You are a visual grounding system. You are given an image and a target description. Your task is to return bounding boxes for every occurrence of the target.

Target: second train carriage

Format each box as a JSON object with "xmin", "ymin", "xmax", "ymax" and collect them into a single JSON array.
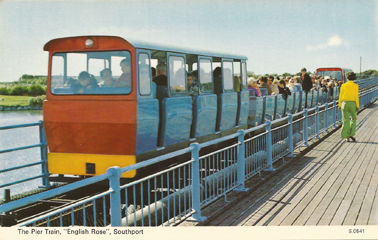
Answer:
[{"xmin": 316, "ymin": 67, "xmax": 352, "ymax": 83}]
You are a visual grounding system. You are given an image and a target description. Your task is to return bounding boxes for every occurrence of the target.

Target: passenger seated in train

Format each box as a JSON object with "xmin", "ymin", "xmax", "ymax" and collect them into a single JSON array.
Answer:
[
  {"xmin": 293, "ymin": 76, "xmax": 303, "ymax": 92},
  {"xmin": 64, "ymin": 77, "xmax": 80, "ymax": 89},
  {"xmin": 257, "ymin": 76, "xmax": 272, "ymax": 95},
  {"xmin": 278, "ymin": 79, "xmax": 291, "ymax": 100},
  {"xmin": 151, "ymin": 67, "xmax": 156, "ymax": 78},
  {"xmin": 284, "ymin": 76, "xmax": 290, "ymax": 87},
  {"xmin": 271, "ymin": 79, "xmax": 280, "ymax": 95},
  {"xmin": 153, "ymin": 63, "xmax": 168, "ymax": 86},
  {"xmin": 213, "ymin": 67, "xmax": 222, "ymax": 94},
  {"xmin": 98, "ymin": 68, "xmax": 115, "ymax": 88},
  {"xmin": 267, "ymin": 76, "xmax": 274, "ymax": 88},
  {"xmin": 191, "ymin": 70, "xmax": 198, "ymax": 81},
  {"xmin": 115, "ymin": 58, "xmax": 131, "ymax": 88},
  {"xmin": 288, "ymin": 78, "xmax": 297, "ymax": 92},
  {"xmin": 187, "ymin": 73, "xmax": 198, "ymax": 96},
  {"xmin": 234, "ymin": 76, "xmax": 241, "ymax": 92},
  {"xmin": 248, "ymin": 77, "xmax": 261, "ymax": 97},
  {"xmin": 328, "ymin": 81, "xmax": 335, "ymax": 98},
  {"xmin": 320, "ymin": 78, "xmax": 328, "ymax": 93},
  {"xmin": 73, "ymin": 71, "xmax": 99, "ymax": 93}
]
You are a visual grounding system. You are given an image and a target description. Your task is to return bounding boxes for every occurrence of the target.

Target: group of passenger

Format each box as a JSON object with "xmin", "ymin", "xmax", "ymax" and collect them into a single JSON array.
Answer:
[
  {"xmin": 151, "ymin": 62, "xmax": 199, "ymax": 97},
  {"xmin": 247, "ymin": 67, "xmax": 343, "ymax": 104},
  {"xmin": 67, "ymin": 58, "xmax": 131, "ymax": 93}
]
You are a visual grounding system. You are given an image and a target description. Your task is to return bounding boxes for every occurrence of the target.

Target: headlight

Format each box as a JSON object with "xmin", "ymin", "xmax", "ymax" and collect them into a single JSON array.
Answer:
[{"xmin": 85, "ymin": 39, "xmax": 94, "ymax": 48}]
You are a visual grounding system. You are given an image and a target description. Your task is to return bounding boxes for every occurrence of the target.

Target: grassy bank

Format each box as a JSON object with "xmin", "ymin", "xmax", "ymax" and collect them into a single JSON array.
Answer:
[{"xmin": 0, "ymin": 95, "xmax": 33, "ymax": 106}]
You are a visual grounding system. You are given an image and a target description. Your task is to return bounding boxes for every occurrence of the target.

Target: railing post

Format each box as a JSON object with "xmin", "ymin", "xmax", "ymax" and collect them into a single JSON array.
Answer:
[
  {"xmin": 315, "ymin": 106, "xmax": 320, "ymax": 139},
  {"xmin": 325, "ymin": 103, "xmax": 329, "ymax": 133},
  {"xmin": 0, "ymin": 189, "xmax": 17, "ymax": 226},
  {"xmin": 235, "ymin": 130, "xmax": 249, "ymax": 192},
  {"xmin": 333, "ymin": 101, "xmax": 337, "ymax": 128},
  {"xmin": 190, "ymin": 143, "xmax": 206, "ymax": 222},
  {"xmin": 303, "ymin": 109, "xmax": 309, "ymax": 147},
  {"xmin": 287, "ymin": 115, "xmax": 296, "ymax": 157},
  {"xmin": 265, "ymin": 121, "xmax": 275, "ymax": 171},
  {"xmin": 38, "ymin": 121, "xmax": 50, "ymax": 188},
  {"xmin": 107, "ymin": 166, "xmax": 123, "ymax": 226}
]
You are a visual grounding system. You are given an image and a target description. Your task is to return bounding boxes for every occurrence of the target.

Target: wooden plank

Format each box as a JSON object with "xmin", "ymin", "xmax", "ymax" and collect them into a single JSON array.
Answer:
[
  {"xmin": 207, "ymin": 168, "xmax": 291, "ymax": 225},
  {"xmin": 271, "ymin": 137, "xmax": 358, "ymax": 225},
  {"xmin": 210, "ymin": 148, "xmax": 331, "ymax": 226},
  {"xmin": 342, "ymin": 142, "xmax": 378, "ymax": 225},
  {"xmin": 315, "ymin": 113, "xmax": 378, "ymax": 225},
  {"xmin": 250, "ymin": 137, "xmax": 346, "ymax": 226},
  {"xmin": 272, "ymin": 106, "xmax": 377, "ymax": 226},
  {"xmin": 368, "ymin": 183, "xmax": 378, "ymax": 225},
  {"xmin": 307, "ymin": 123, "xmax": 378, "ymax": 225},
  {"xmin": 242, "ymin": 135, "xmax": 346, "ymax": 226},
  {"xmin": 208, "ymin": 136, "xmax": 338, "ymax": 226},
  {"xmin": 238, "ymin": 139, "xmax": 341, "ymax": 226},
  {"xmin": 329, "ymin": 116, "xmax": 378, "ymax": 225},
  {"xmin": 355, "ymin": 153, "xmax": 378, "ymax": 225}
]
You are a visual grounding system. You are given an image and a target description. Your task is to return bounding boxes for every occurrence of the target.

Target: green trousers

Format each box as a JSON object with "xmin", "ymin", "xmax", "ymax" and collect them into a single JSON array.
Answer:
[{"xmin": 341, "ymin": 101, "xmax": 357, "ymax": 139}]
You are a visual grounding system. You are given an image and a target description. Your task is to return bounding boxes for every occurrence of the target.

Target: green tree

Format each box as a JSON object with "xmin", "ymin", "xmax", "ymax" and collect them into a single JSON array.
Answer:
[
  {"xmin": 0, "ymin": 87, "xmax": 9, "ymax": 95},
  {"xmin": 10, "ymin": 85, "xmax": 29, "ymax": 96},
  {"xmin": 21, "ymin": 74, "xmax": 34, "ymax": 79},
  {"xmin": 28, "ymin": 85, "xmax": 46, "ymax": 96},
  {"xmin": 282, "ymin": 72, "xmax": 292, "ymax": 77}
]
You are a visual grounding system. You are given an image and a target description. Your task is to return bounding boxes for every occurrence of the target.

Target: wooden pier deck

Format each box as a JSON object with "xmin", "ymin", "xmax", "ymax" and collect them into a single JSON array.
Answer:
[{"xmin": 180, "ymin": 102, "xmax": 378, "ymax": 227}]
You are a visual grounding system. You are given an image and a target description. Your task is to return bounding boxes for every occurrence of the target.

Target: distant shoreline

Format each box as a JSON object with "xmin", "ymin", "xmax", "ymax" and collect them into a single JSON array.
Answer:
[{"xmin": 0, "ymin": 106, "xmax": 42, "ymax": 111}]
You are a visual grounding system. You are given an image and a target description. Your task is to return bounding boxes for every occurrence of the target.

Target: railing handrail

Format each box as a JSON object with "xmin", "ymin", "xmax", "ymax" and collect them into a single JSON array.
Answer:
[
  {"xmin": 0, "ymin": 171, "xmax": 111, "ymax": 213},
  {"xmin": 0, "ymin": 122, "xmax": 41, "ymax": 130}
]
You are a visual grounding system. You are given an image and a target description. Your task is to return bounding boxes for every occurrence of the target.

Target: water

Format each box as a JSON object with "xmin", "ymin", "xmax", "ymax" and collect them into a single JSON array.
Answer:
[{"xmin": 0, "ymin": 110, "xmax": 43, "ymax": 200}]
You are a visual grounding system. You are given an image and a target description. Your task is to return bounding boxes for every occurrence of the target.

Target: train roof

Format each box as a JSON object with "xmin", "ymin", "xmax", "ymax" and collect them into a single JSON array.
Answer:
[
  {"xmin": 44, "ymin": 35, "xmax": 248, "ymax": 61},
  {"xmin": 316, "ymin": 67, "xmax": 352, "ymax": 71}
]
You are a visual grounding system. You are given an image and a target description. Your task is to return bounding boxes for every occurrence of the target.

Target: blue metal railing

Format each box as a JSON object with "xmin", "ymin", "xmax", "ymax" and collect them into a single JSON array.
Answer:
[
  {"xmin": 0, "ymin": 83, "xmax": 378, "ymax": 227},
  {"xmin": 0, "ymin": 121, "xmax": 50, "ymax": 189}
]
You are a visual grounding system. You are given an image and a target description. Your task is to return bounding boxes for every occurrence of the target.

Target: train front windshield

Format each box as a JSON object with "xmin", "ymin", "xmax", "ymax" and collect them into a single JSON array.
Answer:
[
  {"xmin": 317, "ymin": 70, "xmax": 342, "ymax": 81},
  {"xmin": 50, "ymin": 51, "xmax": 132, "ymax": 95}
]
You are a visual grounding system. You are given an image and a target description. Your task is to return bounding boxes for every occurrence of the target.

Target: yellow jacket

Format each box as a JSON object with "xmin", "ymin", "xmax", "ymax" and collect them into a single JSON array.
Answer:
[{"xmin": 338, "ymin": 81, "xmax": 359, "ymax": 108}]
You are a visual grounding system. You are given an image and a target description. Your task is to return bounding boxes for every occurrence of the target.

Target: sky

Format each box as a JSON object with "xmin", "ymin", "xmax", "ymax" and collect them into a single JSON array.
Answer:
[{"xmin": 0, "ymin": 0, "xmax": 377, "ymax": 82}]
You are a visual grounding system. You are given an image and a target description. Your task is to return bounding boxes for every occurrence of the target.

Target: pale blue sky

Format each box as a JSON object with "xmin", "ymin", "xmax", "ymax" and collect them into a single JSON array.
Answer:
[{"xmin": 0, "ymin": 0, "xmax": 377, "ymax": 82}]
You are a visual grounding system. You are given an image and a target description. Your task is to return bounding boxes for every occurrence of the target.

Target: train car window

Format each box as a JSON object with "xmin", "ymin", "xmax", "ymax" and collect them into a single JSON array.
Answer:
[
  {"xmin": 192, "ymin": 62, "xmax": 198, "ymax": 71},
  {"xmin": 169, "ymin": 56, "xmax": 186, "ymax": 94},
  {"xmin": 51, "ymin": 55, "xmax": 65, "ymax": 90},
  {"xmin": 212, "ymin": 61, "xmax": 222, "ymax": 94},
  {"xmin": 199, "ymin": 58, "xmax": 213, "ymax": 94},
  {"xmin": 88, "ymin": 58, "xmax": 109, "ymax": 83},
  {"xmin": 223, "ymin": 61, "xmax": 233, "ymax": 91},
  {"xmin": 317, "ymin": 70, "xmax": 342, "ymax": 81},
  {"xmin": 50, "ymin": 51, "xmax": 132, "ymax": 95},
  {"xmin": 241, "ymin": 62, "xmax": 247, "ymax": 90},
  {"xmin": 138, "ymin": 53, "xmax": 151, "ymax": 95},
  {"xmin": 233, "ymin": 61, "xmax": 241, "ymax": 92},
  {"xmin": 67, "ymin": 53, "xmax": 87, "ymax": 76}
]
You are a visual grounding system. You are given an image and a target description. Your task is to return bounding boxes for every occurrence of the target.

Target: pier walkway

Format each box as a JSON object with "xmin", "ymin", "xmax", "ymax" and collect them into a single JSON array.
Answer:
[{"xmin": 180, "ymin": 102, "xmax": 378, "ymax": 226}]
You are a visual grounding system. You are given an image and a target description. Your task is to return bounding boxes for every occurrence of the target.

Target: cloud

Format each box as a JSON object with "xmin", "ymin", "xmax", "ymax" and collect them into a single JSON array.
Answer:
[
  {"xmin": 306, "ymin": 35, "xmax": 349, "ymax": 52},
  {"xmin": 328, "ymin": 36, "xmax": 343, "ymax": 46}
]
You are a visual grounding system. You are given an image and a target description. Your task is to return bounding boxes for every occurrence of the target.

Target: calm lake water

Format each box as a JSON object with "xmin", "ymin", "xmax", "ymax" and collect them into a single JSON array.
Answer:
[{"xmin": 0, "ymin": 110, "xmax": 43, "ymax": 200}]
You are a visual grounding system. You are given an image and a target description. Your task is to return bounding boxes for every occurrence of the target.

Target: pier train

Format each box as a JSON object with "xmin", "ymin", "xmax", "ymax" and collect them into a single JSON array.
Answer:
[
  {"xmin": 43, "ymin": 35, "xmax": 356, "ymax": 180},
  {"xmin": 316, "ymin": 67, "xmax": 352, "ymax": 83}
]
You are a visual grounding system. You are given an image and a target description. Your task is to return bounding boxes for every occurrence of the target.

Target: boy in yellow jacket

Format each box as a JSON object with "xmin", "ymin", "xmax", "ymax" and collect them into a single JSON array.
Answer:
[{"xmin": 338, "ymin": 71, "xmax": 359, "ymax": 142}]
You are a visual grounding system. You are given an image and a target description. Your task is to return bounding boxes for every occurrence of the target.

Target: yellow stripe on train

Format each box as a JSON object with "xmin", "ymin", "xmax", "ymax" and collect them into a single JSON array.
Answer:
[{"xmin": 48, "ymin": 153, "xmax": 136, "ymax": 178}]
